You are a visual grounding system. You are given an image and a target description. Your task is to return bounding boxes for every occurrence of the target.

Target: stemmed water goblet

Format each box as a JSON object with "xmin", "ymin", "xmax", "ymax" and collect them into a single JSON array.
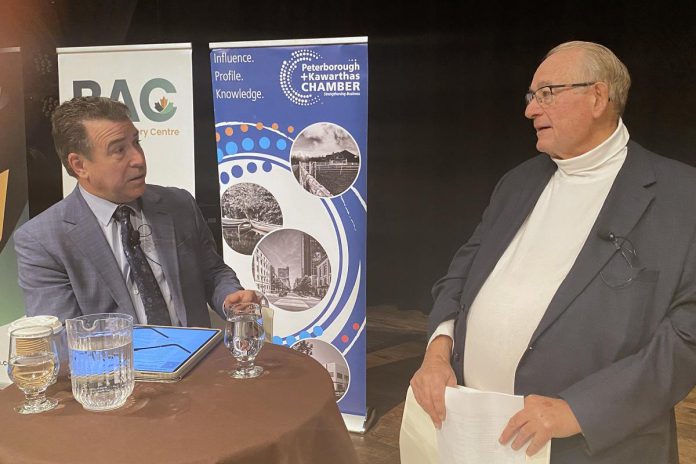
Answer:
[
  {"xmin": 7, "ymin": 326, "xmax": 60, "ymax": 414},
  {"xmin": 224, "ymin": 302, "xmax": 265, "ymax": 379}
]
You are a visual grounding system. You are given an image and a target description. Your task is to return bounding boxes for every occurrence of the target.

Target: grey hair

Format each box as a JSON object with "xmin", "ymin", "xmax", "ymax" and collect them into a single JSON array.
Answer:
[{"xmin": 546, "ymin": 41, "xmax": 631, "ymax": 118}]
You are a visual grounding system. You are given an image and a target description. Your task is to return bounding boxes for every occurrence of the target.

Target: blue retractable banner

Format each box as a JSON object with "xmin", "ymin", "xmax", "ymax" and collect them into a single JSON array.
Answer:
[{"xmin": 209, "ymin": 37, "xmax": 368, "ymax": 429}]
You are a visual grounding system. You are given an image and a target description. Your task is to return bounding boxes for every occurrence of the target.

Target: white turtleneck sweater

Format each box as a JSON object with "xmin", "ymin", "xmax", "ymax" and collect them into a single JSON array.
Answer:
[{"xmin": 432, "ymin": 120, "xmax": 630, "ymax": 394}]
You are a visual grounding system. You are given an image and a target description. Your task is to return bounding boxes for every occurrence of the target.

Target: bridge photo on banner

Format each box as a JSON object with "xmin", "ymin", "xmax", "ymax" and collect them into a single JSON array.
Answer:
[{"xmin": 209, "ymin": 37, "xmax": 368, "ymax": 431}]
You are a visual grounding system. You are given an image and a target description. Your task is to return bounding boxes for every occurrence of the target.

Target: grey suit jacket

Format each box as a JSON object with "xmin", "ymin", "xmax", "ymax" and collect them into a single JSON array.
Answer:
[
  {"xmin": 14, "ymin": 185, "xmax": 243, "ymax": 327},
  {"xmin": 429, "ymin": 141, "xmax": 696, "ymax": 463}
]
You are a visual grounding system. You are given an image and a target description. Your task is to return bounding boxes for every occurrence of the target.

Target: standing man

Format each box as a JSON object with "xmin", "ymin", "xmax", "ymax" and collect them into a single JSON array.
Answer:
[
  {"xmin": 406, "ymin": 41, "xmax": 696, "ymax": 463},
  {"xmin": 15, "ymin": 96, "xmax": 256, "ymax": 326}
]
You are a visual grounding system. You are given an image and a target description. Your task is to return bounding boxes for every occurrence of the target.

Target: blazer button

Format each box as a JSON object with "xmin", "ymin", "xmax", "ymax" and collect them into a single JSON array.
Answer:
[
  {"xmin": 453, "ymin": 353, "xmax": 461, "ymax": 362},
  {"xmin": 459, "ymin": 302, "xmax": 466, "ymax": 311},
  {"xmin": 528, "ymin": 345, "xmax": 534, "ymax": 351}
]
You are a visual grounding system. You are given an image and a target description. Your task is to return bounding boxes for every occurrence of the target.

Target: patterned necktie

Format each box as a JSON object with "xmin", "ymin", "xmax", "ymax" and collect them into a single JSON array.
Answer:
[{"xmin": 114, "ymin": 205, "xmax": 172, "ymax": 326}]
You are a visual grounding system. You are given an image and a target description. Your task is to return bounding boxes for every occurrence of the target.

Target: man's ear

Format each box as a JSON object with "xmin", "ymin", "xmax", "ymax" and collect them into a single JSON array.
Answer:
[
  {"xmin": 591, "ymin": 82, "xmax": 610, "ymax": 118},
  {"xmin": 67, "ymin": 152, "xmax": 88, "ymax": 179}
]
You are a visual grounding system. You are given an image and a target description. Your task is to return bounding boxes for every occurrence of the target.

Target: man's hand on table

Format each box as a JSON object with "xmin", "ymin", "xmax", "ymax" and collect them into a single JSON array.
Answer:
[
  {"xmin": 223, "ymin": 290, "xmax": 260, "ymax": 308},
  {"xmin": 499, "ymin": 394, "xmax": 582, "ymax": 456},
  {"xmin": 409, "ymin": 335, "xmax": 457, "ymax": 429}
]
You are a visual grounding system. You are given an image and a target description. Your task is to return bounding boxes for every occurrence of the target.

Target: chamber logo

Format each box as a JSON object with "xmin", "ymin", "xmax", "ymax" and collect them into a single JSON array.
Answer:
[
  {"xmin": 279, "ymin": 49, "xmax": 362, "ymax": 106},
  {"xmin": 280, "ymin": 49, "xmax": 323, "ymax": 106}
]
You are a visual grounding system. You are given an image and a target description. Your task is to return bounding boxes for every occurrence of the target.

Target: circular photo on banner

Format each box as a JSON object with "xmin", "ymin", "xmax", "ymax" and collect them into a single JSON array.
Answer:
[
  {"xmin": 252, "ymin": 229, "xmax": 331, "ymax": 312},
  {"xmin": 291, "ymin": 338, "xmax": 350, "ymax": 401},
  {"xmin": 290, "ymin": 122, "xmax": 360, "ymax": 198},
  {"xmin": 221, "ymin": 183, "xmax": 283, "ymax": 255}
]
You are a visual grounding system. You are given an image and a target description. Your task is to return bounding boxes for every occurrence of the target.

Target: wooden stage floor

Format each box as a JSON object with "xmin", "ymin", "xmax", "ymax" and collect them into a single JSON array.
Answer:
[{"xmin": 355, "ymin": 305, "xmax": 696, "ymax": 464}]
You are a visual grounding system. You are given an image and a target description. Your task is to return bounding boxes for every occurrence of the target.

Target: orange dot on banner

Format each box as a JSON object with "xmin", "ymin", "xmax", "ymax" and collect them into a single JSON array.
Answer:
[
  {"xmin": 287, "ymin": 126, "xmax": 294, "ymax": 133},
  {"xmin": 241, "ymin": 124, "xmax": 249, "ymax": 132},
  {"xmin": 215, "ymin": 132, "xmax": 220, "ymax": 142},
  {"xmin": 352, "ymin": 323, "xmax": 359, "ymax": 331},
  {"xmin": 341, "ymin": 335, "xmax": 349, "ymax": 343},
  {"xmin": 256, "ymin": 122, "xmax": 263, "ymax": 130},
  {"xmin": 271, "ymin": 123, "xmax": 279, "ymax": 130},
  {"xmin": 224, "ymin": 127, "xmax": 233, "ymax": 136}
]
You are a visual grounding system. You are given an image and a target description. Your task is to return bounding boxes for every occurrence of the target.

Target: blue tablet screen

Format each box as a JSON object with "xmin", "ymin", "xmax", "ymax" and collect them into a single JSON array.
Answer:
[{"xmin": 133, "ymin": 326, "xmax": 220, "ymax": 373}]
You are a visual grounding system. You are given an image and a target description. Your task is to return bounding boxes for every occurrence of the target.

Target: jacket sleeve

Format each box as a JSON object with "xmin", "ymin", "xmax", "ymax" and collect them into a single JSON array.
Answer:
[
  {"xmin": 428, "ymin": 222, "xmax": 484, "ymax": 337},
  {"xmin": 184, "ymin": 191, "xmax": 244, "ymax": 318},
  {"xmin": 428, "ymin": 171, "xmax": 512, "ymax": 337},
  {"xmin": 14, "ymin": 225, "xmax": 83, "ymax": 322}
]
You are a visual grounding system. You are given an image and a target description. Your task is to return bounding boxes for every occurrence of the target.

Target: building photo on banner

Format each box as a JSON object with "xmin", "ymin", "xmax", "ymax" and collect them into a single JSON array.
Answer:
[
  {"xmin": 57, "ymin": 43, "xmax": 196, "ymax": 197},
  {"xmin": 210, "ymin": 37, "xmax": 369, "ymax": 430}
]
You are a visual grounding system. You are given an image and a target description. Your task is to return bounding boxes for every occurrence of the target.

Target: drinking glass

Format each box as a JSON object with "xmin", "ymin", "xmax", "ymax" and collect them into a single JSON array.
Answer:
[
  {"xmin": 224, "ymin": 302, "xmax": 265, "ymax": 379},
  {"xmin": 7, "ymin": 326, "xmax": 59, "ymax": 414}
]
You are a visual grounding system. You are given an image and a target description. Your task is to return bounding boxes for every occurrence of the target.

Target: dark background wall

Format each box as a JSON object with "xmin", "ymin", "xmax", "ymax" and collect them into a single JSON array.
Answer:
[{"xmin": 1, "ymin": 0, "xmax": 695, "ymax": 312}]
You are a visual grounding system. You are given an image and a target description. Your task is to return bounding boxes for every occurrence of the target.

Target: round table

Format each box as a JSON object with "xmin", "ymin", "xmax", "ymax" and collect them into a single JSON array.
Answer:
[{"xmin": 0, "ymin": 342, "xmax": 359, "ymax": 464}]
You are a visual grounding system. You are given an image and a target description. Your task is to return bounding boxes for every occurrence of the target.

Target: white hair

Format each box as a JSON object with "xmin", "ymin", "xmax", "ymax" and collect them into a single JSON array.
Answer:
[{"xmin": 546, "ymin": 41, "xmax": 631, "ymax": 117}]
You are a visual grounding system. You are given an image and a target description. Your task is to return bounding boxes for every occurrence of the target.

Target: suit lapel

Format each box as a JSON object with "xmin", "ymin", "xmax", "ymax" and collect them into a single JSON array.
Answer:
[
  {"xmin": 463, "ymin": 157, "xmax": 557, "ymax": 305},
  {"xmin": 65, "ymin": 188, "xmax": 135, "ymax": 316},
  {"xmin": 141, "ymin": 188, "xmax": 186, "ymax": 324},
  {"xmin": 529, "ymin": 142, "xmax": 656, "ymax": 345}
]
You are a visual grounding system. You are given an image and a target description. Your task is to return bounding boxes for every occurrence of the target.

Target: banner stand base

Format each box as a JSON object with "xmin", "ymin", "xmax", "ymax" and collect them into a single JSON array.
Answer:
[{"xmin": 343, "ymin": 407, "xmax": 376, "ymax": 434}]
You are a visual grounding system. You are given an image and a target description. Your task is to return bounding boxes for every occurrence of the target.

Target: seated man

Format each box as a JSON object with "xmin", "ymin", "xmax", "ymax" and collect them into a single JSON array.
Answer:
[{"xmin": 14, "ymin": 96, "xmax": 255, "ymax": 326}]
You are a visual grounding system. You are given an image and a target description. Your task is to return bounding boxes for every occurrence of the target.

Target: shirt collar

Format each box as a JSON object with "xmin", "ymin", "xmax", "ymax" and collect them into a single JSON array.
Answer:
[
  {"xmin": 552, "ymin": 118, "xmax": 630, "ymax": 176},
  {"xmin": 79, "ymin": 185, "xmax": 141, "ymax": 226}
]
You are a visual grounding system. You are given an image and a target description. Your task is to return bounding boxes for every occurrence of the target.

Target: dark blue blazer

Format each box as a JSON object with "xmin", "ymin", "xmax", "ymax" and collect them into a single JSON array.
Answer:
[{"xmin": 429, "ymin": 141, "xmax": 696, "ymax": 463}]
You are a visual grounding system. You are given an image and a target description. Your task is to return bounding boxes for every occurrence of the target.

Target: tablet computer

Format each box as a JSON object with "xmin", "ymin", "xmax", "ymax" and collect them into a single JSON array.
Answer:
[{"xmin": 133, "ymin": 325, "xmax": 222, "ymax": 382}]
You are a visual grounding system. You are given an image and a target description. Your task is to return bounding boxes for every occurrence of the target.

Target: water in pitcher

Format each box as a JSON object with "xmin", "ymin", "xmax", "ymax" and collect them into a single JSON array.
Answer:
[{"xmin": 69, "ymin": 338, "xmax": 134, "ymax": 411}]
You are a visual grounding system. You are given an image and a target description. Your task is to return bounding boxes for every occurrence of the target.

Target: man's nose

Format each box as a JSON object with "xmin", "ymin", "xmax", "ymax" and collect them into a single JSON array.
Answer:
[
  {"xmin": 524, "ymin": 98, "xmax": 542, "ymax": 120},
  {"xmin": 129, "ymin": 146, "xmax": 146, "ymax": 166}
]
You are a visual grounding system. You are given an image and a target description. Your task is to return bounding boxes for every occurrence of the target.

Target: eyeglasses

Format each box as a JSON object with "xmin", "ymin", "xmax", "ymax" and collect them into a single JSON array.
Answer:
[
  {"xmin": 524, "ymin": 82, "xmax": 596, "ymax": 106},
  {"xmin": 600, "ymin": 234, "xmax": 644, "ymax": 288}
]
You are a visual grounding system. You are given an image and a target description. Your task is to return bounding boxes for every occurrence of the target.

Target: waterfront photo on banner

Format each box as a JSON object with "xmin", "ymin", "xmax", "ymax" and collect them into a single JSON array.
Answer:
[
  {"xmin": 57, "ymin": 43, "xmax": 195, "ymax": 196},
  {"xmin": 209, "ymin": 37, "xmax": 368, "ymax": 430}
]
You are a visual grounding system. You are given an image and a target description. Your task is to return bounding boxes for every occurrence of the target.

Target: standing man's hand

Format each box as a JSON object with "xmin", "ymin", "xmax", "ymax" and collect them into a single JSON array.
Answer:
[
  {"xmin": 223, "ymin": 289, "xmax": 260, "ymax": 308},
  {"xmin": 409, "ymin": 335, "xmax": 457, "ymax": 429},
  {"xmin": 499, "ymin": 395, "xmax": 582, "ymax": 456}
]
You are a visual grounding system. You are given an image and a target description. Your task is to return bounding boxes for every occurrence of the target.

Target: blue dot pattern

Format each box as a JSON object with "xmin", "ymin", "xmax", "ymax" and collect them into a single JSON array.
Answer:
[
  {"xmin": 216, "ymin": 123, "xmax": 291, "ymax": 164},
  {"xmin": 225, "ymin": 141, "xmax": 238, "ymax": 155}
]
